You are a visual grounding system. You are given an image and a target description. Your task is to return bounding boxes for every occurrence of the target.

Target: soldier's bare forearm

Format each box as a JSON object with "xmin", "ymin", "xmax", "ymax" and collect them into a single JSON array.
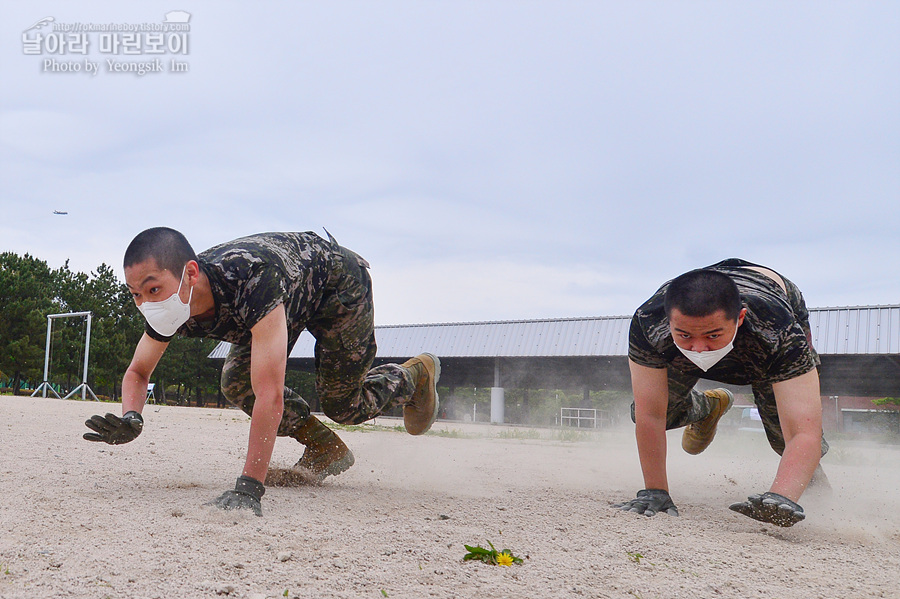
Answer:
[
  {"xmin": 769, "ymin": 431, "xmax": 821, "ymax": 501},
  {"xmin": 242, "ymin": 393, "xmax": 283, "ymax": 483},
  {"xmin": 636, "ymin": 418, "xmax": 669, "ymax": 491},
  {"xmin": 122, "ymin": 369, "xmax": 149, "ymax": 414}
]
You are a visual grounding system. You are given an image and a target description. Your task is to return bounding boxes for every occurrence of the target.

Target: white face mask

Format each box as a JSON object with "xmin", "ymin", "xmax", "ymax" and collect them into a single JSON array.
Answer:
[
  {"xmin": 674, "ymin": 321, "xmax": 739, "ymax": 372},
  {"xmin": 138, "ymin": 265, "xmax": 193, "ymax": 337}
]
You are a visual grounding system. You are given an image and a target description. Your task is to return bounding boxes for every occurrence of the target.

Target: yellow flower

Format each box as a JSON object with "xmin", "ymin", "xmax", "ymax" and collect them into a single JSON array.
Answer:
[{"xmin": 496, "ymin": 552, "xmax": 514, "ymax": 567}]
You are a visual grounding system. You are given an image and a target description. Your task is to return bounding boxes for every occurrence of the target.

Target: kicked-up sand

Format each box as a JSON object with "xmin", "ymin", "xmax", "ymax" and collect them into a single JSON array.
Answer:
[{"xmin": 1, "ymin": 395, "xmax": 898, "ymax": 599}]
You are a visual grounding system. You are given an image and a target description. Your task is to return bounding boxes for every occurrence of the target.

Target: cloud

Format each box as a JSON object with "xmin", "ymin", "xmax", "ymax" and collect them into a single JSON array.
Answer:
[
  {"xmin": 371, "ymin": 257, "xmax": 641, "ymax": 325},
  {"xmin": 0, "ymin": 1, "xmax": 897, "ymax": 323},
  {"xmin": 0, "ymin": 110, "xmax": 123, "ymax": 162}
]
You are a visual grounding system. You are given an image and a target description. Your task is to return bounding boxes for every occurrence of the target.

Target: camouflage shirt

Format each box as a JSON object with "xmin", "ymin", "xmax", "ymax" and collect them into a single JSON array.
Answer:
[
  {"xmin": 628, "ymin": 258, "xmax": 819, "ymax": 386},
  {"xmin": 145, "ymin": 232, "xmax": 343, "ymax": 346}
]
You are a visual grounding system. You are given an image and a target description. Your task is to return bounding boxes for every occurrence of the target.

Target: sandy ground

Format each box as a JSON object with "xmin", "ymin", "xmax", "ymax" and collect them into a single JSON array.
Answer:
[{"xmin": 1, "ymin": 396, "xmax": 899, "ymax": 599}]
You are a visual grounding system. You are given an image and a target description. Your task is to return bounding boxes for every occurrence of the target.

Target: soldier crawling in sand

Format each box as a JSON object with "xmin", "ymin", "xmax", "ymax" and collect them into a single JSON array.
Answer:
[
  {"xmin": 614, "ymin": 259, "xmax": 829, "ymax": 527},
  {"xmin": 83, "ymin": 227, "xmax": 440, "ymax": 516}
]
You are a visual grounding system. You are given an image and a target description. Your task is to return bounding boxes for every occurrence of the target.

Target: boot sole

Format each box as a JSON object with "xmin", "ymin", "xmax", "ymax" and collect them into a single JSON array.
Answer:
[
  {"xmin": 294, "ymin": 448, "xmax": 355, "ymax": 483},
  {"xmin": 321, "ymin": 450, "xmax": 355, "ymax": 479},
  {"xmin": 404, "ymin": 353, "xmax": 441, "ymax": 435}
]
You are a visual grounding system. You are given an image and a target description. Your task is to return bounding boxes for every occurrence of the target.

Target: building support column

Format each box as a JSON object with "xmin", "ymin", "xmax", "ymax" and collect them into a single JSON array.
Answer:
[{"xmin": 490, "ymin": 357, "xmax": 505, "ymax": 424}]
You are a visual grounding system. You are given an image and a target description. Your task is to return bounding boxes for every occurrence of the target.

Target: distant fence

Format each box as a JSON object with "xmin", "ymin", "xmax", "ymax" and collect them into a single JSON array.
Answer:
[{"xmin": 559, "ymin": 407, "xmax": 609, "ymax": 428}]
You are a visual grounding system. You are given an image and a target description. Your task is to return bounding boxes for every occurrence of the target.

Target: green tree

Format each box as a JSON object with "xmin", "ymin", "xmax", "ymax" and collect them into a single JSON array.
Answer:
[
  {"xmin": 873, "ymin": 397, "xmax": 900, "ymax": 407},
  {"xmin": 50, "ymin": 261, "xmax": 92, "ymax": 391},
  {"xmin": 285, "ymin": 369, "xmax": 317, "ymax": 408},
  {"xmin": 0, "ymin": 250, "xmax": 313, "ymax": 410},
  {"xmin": 154, "ymin": 337, "xmax": 221, "ymax": 406},
  {"xmin": 0, "ymin": 253, "xmax": 58, "ymax": 394},
  {"xmin": 84, "ymin": 264, "xmax": 145, "ymax": 399},
  {"xmin": 45, "ymin": 261, "xmax": 145, "ymax": 399}
]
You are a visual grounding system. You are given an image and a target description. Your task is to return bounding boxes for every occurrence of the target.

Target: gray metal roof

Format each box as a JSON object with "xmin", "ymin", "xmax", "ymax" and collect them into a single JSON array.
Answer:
[
  {"xmin": 208, "ymin": 305, "xmax": 900, "ymax": 360},
  {"xmin": 358, "ymin": 316, "xmax": 632, "ymax": 358},
  {"xmin": 808, "ymin": 305, "xmax": 900, "ymax": 355}
]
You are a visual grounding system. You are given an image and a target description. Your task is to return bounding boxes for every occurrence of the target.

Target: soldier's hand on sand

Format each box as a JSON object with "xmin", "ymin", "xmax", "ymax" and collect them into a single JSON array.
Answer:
[
  {"xmin": 83, "ymin": 411, "xmax": 143, "ymax": 445},
  {"xmin": 729, "ymin": 492, "xmax": 805, "ymax": 527},
  {"xmin": 207, "ymin": 475, "xmax": 265, "ymax": 517},
  {"xmin": 613, "ymin": 489, "xmax": 679, "ymax": 517}
]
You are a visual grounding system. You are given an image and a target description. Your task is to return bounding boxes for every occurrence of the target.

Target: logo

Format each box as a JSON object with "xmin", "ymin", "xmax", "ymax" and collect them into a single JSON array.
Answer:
[
  {"xmin": 164, "ymin": 11, "xmax": 191, "ymax": 23},
  {"xmin": 22, "ymin": 11, "xmax": 193, "ymax": 76},
  {"xmin": 24, "ymin": 17, "xmax": 56, "ymax": 33}
]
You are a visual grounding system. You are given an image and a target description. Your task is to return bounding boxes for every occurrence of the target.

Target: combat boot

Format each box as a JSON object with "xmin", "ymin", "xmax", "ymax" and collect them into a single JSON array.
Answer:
[
  {"xmin": 400, "ymin": 353, "xmax": 441, "ymax": 435},
  {"xmin": 682, "ymin": 388, "xmax": 734, "ymax": 455},
  {"xmin": 291, "ymin": 415, "xmax": 355, "ymax": 483}
]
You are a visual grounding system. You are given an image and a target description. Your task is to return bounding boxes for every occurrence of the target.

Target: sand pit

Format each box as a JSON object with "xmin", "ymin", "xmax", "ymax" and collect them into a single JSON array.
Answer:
[{"xmin": 1, "ymin": 395, "xmax": 898, "ymax": 598}]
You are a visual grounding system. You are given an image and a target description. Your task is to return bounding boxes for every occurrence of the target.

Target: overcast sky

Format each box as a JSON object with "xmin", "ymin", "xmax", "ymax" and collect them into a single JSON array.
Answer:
[{"xmin": 2, "ymin": 2, "xmax": 898, "ymax": 325}]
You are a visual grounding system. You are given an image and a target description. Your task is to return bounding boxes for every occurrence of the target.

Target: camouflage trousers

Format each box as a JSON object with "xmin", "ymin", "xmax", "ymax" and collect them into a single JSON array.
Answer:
[
  {"xmin": 631, "ymin": 365, "xmax": 829, "ymax": 457},
  {"xmin": 220, "ymin": 243, "xmax": 417, "ymax": 438}
]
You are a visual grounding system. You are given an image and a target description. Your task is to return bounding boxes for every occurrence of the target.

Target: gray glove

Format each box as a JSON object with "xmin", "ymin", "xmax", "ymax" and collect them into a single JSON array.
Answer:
[
  {"xmin": 613, "ymin": 489, "xmax": 679, "ymax": 517},
  {"xmin": 83, "ymin": 411, "xmax": 143, "ymax": 445},
  {"xmin": 729, "ymin": 492, "xmax": 805, "ymax": 527},
  {"xmin": 208, "ymin": 475, "xmax": 265, "ymax": 516}
]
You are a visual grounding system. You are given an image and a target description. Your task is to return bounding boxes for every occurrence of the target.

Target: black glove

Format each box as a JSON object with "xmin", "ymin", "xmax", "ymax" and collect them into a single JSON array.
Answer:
[
  {"xmin": 729, "ymin": 492, "xmax": 805, "ymax": 527},
  {"xmin": 613, "ymin": 489, "xmax": 679, "ymax": 517},
  {"xmin": 83, "ymin": 411, "xmax": 143, "ymax": 445},
  {"xmin": 208, "ymin": 475, "xmax": 265, "ymax": 516}
]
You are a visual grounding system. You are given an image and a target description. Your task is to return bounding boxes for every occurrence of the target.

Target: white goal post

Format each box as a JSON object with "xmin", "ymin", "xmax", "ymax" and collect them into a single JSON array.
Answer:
[{"xmin": 31, "ymin": 311, "xmax": 99, "ymax": 401}]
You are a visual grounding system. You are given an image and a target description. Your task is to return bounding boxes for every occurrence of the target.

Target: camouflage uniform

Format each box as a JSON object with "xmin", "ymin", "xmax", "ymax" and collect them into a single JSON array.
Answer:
[
  {"xmin": 144, "ymin": 231, "xmax": 417, "ymax": 435},
  {"xmin": 628, "ymin": 258, "xmax": 828, "ymax": 456}
]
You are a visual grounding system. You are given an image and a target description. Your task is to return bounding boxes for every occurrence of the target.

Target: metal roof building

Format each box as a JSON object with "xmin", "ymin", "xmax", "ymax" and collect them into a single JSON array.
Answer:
[
  {"xmin": 210, "ymin": 305, "xmax": 900, "ymax": 395},
  {"xmin": 298, "ymin": 315, "xmax": 633, "ymax": 359},
  {"xmin": 808, "ymin": 305, "xmax": 900, "ymax": 355}
]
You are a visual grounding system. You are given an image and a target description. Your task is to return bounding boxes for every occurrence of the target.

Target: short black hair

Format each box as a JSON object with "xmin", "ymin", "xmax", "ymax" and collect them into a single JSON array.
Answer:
[
  {"xmin": 124, "ymin": 227, "xmax": 198, "ymax": 275},
  {"xmin": 664, "ymin": 268, "xmax": 742, "ymax": 321}
]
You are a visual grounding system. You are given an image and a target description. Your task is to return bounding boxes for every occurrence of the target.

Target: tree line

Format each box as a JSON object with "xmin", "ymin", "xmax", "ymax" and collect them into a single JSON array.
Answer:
[{"xmin": 0, "ymin": 251, "xmax": 222, "ymax": 406}]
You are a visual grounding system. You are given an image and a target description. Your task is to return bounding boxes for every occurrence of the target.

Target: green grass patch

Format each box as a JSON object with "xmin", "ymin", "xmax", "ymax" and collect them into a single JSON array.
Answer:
[
  {"xmin": 497, "ymin": 428, "xmax": 542, "ymax": 440},
  {"xmin": 551, "ymin": 428, "xmax": 594, "ymax": 442},
  {"xmin": 328, "ymin": 422, "xmax": 406, "ymax": 434}
]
